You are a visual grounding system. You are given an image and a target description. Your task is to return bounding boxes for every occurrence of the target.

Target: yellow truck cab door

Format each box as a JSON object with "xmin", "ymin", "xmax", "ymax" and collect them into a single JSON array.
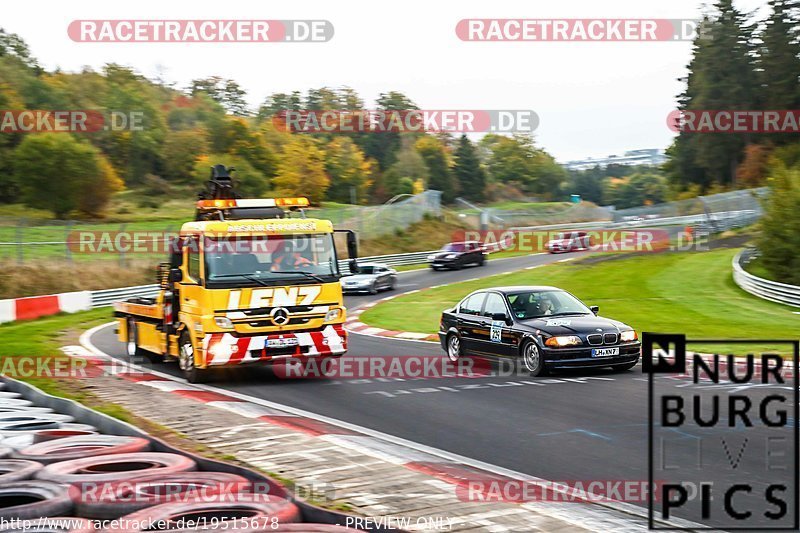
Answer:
[{"xmin": 179, "ymin": 235, "xmax": 205, "ymax": 320}]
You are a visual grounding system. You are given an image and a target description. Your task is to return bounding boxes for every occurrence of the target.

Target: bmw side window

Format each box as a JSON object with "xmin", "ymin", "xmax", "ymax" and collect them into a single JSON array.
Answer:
[
  {"xmin": 459, "ymin": 293, "xmax": 485, "ymax": 316},
  {"xmin": 483, "ymin": 293, "xmax": 507, "ymax": 318}
]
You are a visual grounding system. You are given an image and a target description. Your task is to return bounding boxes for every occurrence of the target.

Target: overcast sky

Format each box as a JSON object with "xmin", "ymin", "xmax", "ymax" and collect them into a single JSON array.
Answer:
[{"xmin": 3, "ymin": 0, "xmax": 768, "ymax": 161}]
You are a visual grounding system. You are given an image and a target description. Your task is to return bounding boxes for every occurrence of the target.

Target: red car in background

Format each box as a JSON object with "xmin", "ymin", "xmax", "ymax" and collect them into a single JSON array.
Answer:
[{"xmin": 545, "ymin": 231, "xmax": 591, "ymax": 254}]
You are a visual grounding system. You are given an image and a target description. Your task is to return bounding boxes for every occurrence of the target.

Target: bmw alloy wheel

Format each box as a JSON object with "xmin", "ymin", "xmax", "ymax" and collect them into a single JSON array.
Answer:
[{"xmin": 447, "ymin": 335, "xmax": 461, "ymax": 362}]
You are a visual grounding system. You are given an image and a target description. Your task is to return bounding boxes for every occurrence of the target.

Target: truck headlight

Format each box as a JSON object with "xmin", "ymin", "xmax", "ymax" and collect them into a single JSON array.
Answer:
[
  {"xmin": 545, "ymin": 335, "xmax": 582, "ymax": 348},
  {"xmin": 214, "ymin": 317, "xmax": 233, "ymax": 329},
  {"xmin": 621, "ymin": 330, "xmax": 638, "ymax": 342},
  {"xmin": 326, "ymin": 309, "xmax": 342, "ymax": 321}
]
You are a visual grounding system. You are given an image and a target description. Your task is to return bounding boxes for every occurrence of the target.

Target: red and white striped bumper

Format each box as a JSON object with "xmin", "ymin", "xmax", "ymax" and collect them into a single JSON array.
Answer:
[{"xmin": 202, "ymin": 324, "xmax": 347, "ymax": 366}]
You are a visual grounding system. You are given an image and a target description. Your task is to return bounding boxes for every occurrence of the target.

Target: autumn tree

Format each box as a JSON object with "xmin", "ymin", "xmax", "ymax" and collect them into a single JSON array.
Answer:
[
  {"xmin": 14, "ymin": 134, "xmax": 123, "ymax": 218},
  {"xmin": 324, "ymin": 138, "xmax": 375, "ymax": 204},
  {"xmin": 163, "ymin": 129, "xmax": 209, "ymax": 182},
  {"xmin": 272, "ymin": 137, "xmax": 329, "ymax": 203}
]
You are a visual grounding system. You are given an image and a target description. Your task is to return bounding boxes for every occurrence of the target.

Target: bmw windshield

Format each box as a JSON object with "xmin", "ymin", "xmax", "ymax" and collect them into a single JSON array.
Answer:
[
  {"xmin": 506, "ymin": 290, "xmax": 593, "ymax": 319},
  {"xmin": 204, "ymin": 234, "xmax": 339, "ymax": 287}
]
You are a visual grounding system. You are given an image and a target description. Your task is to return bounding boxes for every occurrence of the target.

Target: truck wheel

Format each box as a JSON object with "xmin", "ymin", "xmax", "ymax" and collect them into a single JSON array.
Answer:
[
  {"xmin": 178, "ymin": 331, "xmax": 209, "ymax": 384},
  {"xmin": 126, "ymin": 319, "xmax": 163, "ymax": 364}
]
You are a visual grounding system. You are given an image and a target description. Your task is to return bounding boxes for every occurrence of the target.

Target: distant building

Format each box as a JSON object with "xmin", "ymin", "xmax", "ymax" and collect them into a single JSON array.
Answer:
[{"xmin": 563, "ymin": 149, "xmax": 666, "ymax": 171}]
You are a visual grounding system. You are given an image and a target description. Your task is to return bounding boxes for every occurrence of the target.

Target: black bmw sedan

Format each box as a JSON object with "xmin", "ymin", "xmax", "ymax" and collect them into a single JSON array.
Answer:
[{"xmin": 438, "ymin": 286, "xmax": 640, "ymax": 376}]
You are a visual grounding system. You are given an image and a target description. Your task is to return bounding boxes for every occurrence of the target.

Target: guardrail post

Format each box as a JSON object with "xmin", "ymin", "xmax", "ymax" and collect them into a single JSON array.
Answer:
[
  {"xmin": 118, "ymin": 223, "xmax": 127, "ymax": 268},
  {"xmin": 15, "ymin": 220, "xmax": 23, "ymax": 264},
  {"xmin": 64, "ymin": 221, "xmax": 74, "ymax": 264}
]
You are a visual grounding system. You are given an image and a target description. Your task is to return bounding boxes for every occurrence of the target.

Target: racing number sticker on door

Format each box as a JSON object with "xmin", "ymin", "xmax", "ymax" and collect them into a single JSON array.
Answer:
[{"xmin": 490, "ymin": 320, "xmax": 504, "ymax": 342}]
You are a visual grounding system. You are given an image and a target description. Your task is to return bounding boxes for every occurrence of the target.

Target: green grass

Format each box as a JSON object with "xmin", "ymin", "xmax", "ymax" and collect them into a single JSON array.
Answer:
[
  {"xmin": 457, "ymin": 201, "xmax": 572, "ymax": 214},
  {"xmin": 0, "ymin": 308, "xmax": 111, "ymax": 397},
  {"xmin": 360, "ymin": 249, "xmax": 800, "ymax": 356}
]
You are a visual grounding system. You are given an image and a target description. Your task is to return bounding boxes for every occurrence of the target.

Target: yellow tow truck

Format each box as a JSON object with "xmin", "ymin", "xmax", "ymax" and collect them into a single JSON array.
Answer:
[{"xmin": 114, "ymin": 165, "xmax": 358, "ymax": 382}]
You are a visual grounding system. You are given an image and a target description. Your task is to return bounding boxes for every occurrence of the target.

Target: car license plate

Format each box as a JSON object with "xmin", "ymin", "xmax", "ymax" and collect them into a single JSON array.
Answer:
[
  {"xmin": 267, "ymin": 338, "xmax": 299, "ymax": 348},
  {"xmin": 592, "ymin": 347, "xmax": 619, "ymax": 357}
]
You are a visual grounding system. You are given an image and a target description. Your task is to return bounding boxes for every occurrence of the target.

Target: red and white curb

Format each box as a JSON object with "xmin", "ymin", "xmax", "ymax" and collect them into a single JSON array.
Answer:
[
  {"xmin": 66, "ymin": 322, "xmax": 676, "ymax": 531},
  {"xmin": 345, "ymin": 301, "xmax": 438, "ymax": 343},
  {"xmin": 343, "ymin": 257, "xmax": 559, "ymax": 344},
  {"xmin": 0, "ymin": 290, "xmax": 91, "ymax": 324}
]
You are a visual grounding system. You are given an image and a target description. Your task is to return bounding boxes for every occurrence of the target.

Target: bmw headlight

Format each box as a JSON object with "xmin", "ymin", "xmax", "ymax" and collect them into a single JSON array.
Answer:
[
  {"xmin": 326, "ymin": 309, "xmax": 342, "ymax": 321},
  {"xmin": 544, "ymin": 335, "xmax": 582, "ymax": 348},
  {"xmin": 427, "ymin": 254, "xmax": 436, "ymax": 260},
  {"xmin": 214, "ymin": 317, "xmax": 233, "ymax": 329},
  {"xmin": 621, "ymin": 330, "xmax": 638, "ymax": 342}
]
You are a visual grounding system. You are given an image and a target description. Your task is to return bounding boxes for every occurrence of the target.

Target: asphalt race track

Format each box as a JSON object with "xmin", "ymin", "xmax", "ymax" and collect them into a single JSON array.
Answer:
[{"xmin": 89, "ymin": 251, "xmax": 796, "ymax": 528}]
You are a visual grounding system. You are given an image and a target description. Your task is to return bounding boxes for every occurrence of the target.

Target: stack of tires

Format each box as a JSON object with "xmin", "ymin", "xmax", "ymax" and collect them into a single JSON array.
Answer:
[{"xmin": 0, "ymin": 385, "xmax": 357, "ymax": 532}]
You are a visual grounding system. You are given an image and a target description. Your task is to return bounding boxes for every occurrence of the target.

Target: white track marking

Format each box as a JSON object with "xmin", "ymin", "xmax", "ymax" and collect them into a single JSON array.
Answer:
[{"xmin": 81, "ymin": 322, "xmax": 701, "ymax": 529}]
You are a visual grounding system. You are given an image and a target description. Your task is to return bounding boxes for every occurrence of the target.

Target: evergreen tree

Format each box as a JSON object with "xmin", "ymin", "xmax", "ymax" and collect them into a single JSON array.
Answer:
[
  {"xmin": 452, "ymin": 135, "xmax": 486, "ymax": 201},
  {"xmin": 668, "ymin": 1, "xmax": 758, "ymax": 189},
  {"xmin": 757, "ymin": 0, "xmax": 800, "ymax": 146}
]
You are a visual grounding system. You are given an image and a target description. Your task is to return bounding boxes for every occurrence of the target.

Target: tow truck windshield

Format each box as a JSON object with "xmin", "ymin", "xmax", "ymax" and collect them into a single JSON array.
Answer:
[{"xmin": 204, "ymin": 233, "xmax": 339, "ymax": 286}]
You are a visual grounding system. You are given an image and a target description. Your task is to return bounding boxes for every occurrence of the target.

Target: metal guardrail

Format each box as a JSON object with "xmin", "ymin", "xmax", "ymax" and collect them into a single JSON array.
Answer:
[
  {"xmin": 88, "ymin": 251, "xmax": 441, "ymax": 308},
  {"xmin": 732, "ymin": 249, "xmax": 800, "ymax": 308},
  {"xmin": 91, "ymin": 284, "xmax": 161, "ymax": 308}
]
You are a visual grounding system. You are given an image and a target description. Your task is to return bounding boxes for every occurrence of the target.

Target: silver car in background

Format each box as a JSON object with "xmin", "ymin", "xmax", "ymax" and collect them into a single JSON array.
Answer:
[{"xmin": 340, "ymin": 263, "xmax": 398, "ymax": 294}]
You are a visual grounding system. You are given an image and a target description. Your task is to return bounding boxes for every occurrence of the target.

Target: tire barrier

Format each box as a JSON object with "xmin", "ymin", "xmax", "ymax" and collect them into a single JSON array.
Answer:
[
  {"xmin": 0, "ymin": 413, "xmax": 74, "ymax": 423},
  {"xmin": 0, "ymin": 516, "xmax": 95, "ymax": 532},
  {"xmin": 0, "ymin": 459, "xmax": 43, "ymax": 482},
  {"xmin": 32, "ymin": 430, "xmax": 98, "ymax": 445},
  {"xmin": 1, "ymin": 428, "xmax": 98, "ymax": 451},
  {"xmin": 75, "ymin": 471, "xmax": 251, "ymax": 519},
  {"xmin": 0, "ymin": 400, "xmax": 34, "ymax": 408},
  {"xmin": 0, "ymin": 421, "xmax": 60, "ymax": 434},
  {"xmin": 0, "ymin": 480, "xmax": 73, "ymax": 520},
  {"xmin": 14, "ymin": 435, "xmax": 150, "ymax": 465},
  {"xmin": 0, "ymin": 407, "xmax": 53, "ymax": 414},
  {"xmin": 0, "ymin": 377, "xmax": 373, "ymax": 531},
  {"xmin": 105, "ymin": 496, "xmax": 302, "ymax": 532},
  {"xmin": 36, "ymin": 452, "xmax": 196, "ymax": 484}
]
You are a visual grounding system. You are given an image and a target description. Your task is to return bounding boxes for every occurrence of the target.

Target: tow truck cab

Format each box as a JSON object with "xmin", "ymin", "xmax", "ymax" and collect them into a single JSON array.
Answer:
[{"xmin": 114, "ymin": 193, "xmax": 358, "ymax": 383}]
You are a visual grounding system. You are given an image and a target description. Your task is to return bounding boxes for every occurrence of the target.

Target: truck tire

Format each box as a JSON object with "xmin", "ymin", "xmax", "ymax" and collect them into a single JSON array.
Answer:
[
  {"xmin": 126, "ymin": 319, "xmax": 164, "ymax": 364},
  {"xmin": 75, "ymin": 471, "xmax": 251, "ymax": 519},
  {"xmin": 0, "ymin": 481, "xmax": 73, "ymax": 520},
  {"xmin": 178, "ymin": 331, "xmax": 210, "ymax": 384},
  {"xmin": 36, "ymin": 452, "xmax": 196, "ymax": 484}
]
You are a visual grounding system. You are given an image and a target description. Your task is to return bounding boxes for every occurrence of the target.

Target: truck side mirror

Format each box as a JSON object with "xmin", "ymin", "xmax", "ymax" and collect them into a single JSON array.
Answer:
[
  {"xmin": 346, "ymin": 230, "xmax": 358, "ymax": 261},
  {"xmin": 169, "ymin": 268, "xmax": 183, "ymax": 283}
]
